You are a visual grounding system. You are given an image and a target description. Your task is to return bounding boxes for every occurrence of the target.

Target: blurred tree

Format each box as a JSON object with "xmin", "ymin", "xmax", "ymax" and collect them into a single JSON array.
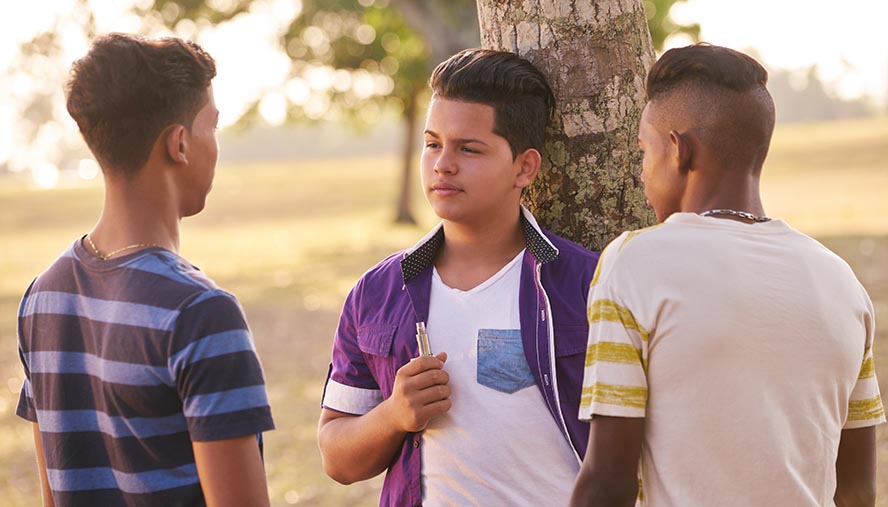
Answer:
[
  {"xmin": 477, "ymin": 0, "xmax": 656, "ymax": 250},
  {"xmin": 643, "ymin": 0, "xmax": 700, "ymax": 51},
  {"xmin": 148, "ymin": 0, "xmax": 478, "ymax": 224}
]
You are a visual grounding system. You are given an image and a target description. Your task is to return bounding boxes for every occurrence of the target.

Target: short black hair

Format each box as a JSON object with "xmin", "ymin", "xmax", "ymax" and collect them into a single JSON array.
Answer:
[
  {"xmin": 646, "ymin": 42, "xmax": 769, "ymax": 101},
  {"xmin": 645, "ymin": 43, "xmax": 776, "ymax": 172},
  {"xmin": 66, "ymin": 33, "xmax": 216, "ymax": 176},
  {"xmin": 429, "ymin": 48, "xmax": 555, "ymax": 158}
]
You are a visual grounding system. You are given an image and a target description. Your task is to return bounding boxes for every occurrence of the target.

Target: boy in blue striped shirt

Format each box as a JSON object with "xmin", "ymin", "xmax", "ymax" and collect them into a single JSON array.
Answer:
[{"xmin": 16, "ymin": 33, "xmax": 274, "ymax": 507}]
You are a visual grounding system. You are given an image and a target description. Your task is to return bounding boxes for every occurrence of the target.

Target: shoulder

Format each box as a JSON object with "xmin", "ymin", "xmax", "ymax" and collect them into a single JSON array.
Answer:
[
  {"xmin": 537, "ymin": 230, "xmax": 601, "ymax": 294},
  {"xmin": 348, "ymin": 250, "xmax": 408, "ymax": 300},
  {"xmin": 587, "ymin": 223, "xmax": 671, "ymax": 289},
  {"xmin": 611, "ymin": 223, "xmax": 669, "ymax": 253},
  {"xmin": 542, "ymin": 229, "xmax": 600, "ymax": 268}
]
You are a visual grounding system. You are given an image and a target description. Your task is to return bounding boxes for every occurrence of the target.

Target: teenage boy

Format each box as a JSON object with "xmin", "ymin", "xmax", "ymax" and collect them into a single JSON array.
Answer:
[
  {"xmin": 318, "ymin": 49, "xmax": 599, "ymax": 506},
  {"xmin": 15, "ymin": 33, "xmax": 274, "ymax": 506},
  {"xmin": 571, "ymin": 43, "xmax": 884, "ymax": 507}
]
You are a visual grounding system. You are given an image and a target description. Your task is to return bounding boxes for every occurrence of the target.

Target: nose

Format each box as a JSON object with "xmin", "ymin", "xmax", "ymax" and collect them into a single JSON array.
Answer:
[{"xmin": 434, "ymin": 149, "xmax": 457, "ymax": 175}]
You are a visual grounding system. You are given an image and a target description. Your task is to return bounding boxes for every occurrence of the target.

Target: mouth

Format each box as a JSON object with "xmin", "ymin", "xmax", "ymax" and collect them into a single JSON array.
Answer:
[{"xmin": 430, "ymin": 182, "xmax": 463, "ymax": 195}]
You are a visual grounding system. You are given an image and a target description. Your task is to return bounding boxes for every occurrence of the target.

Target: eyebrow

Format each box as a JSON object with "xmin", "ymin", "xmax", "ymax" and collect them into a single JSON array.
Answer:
[{"xmin": 423, "ymin": 130, "xmax": 488, "ymax": 145}]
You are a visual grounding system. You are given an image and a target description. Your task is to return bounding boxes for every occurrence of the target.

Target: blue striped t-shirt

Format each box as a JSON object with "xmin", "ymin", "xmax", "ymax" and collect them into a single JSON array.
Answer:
[{"xmin": 16, "ymin": 238, "xmax": 275, "ymax": 506}]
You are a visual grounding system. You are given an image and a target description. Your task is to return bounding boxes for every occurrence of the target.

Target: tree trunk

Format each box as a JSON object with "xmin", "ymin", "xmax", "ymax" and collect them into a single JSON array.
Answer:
[
  {"xmin": 476, "ymin": 0, "xmax": 657, "ymax": 251},
  {"xmin": 395, "ymin": 90, "xmax": 419, "ymax": 224}
]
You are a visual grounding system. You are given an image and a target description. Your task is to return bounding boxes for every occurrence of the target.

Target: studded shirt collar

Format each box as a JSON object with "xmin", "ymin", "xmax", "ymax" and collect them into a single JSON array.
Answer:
[{"xmin": 400, "ymin": 206, "xmax": 559, "ymax": 282}]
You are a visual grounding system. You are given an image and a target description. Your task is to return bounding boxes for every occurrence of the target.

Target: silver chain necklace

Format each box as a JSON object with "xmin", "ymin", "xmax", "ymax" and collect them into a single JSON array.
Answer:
[{"xmin": 700, "ymin": 209, "xmax": 772, "ymax": 223}]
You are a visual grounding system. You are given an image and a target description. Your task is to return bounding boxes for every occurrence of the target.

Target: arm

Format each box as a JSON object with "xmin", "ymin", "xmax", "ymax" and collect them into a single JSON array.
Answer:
[
  {"xmin": 834, "ymin": 426, "xmax": 876, "ymax": 507},
  {"xmin": 193, "ymin": 434, "xmax": 270, "ymax": 507},
  {"xmin": 570, "ymin": 416, "xmax": 644, "ymax": 507},
  {"xmin": 318, "ymin": 353, "xmax": 450, "ymax": 484},
  {"xmin": 32, "ymin": 423, "xmax": 54, "ymax": 507}
]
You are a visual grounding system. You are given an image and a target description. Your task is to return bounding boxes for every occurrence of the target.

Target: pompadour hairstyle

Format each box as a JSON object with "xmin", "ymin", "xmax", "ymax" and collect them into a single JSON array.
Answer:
[
  {"xmin": 428, "ymin": 48, "xmax": 555, "ymax": 158},
  {"xmin": 66, "ymin": 33, "xmax": 216, "ymax": 176}
]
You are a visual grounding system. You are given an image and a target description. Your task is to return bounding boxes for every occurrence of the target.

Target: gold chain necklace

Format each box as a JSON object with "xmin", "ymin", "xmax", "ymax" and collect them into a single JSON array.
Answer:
[{"xmin": 85, "ymin": 234, "xmax": 162, "ymax": 260}]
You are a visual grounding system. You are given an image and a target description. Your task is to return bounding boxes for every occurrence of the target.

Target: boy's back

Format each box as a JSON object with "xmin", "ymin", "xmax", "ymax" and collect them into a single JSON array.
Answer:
[
  {"xmin": 581, "ymin": 212, "xmax": 881, "ymax": 505},
  {"xmin": 17, "ymin": 240, "xmax": 273, "ymax": 505}
]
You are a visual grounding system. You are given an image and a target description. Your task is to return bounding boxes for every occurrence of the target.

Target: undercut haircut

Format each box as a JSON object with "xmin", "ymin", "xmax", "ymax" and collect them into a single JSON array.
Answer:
[
  {"xmin": 66, "ymin": 33, "xmax": 216, "ymax": 176},
  {"xmin": 645, "ymin": 43, "xmax": 776, "ymax": 172},
  {"xmin": 428, "ymin": 48, "xmax": 555, "ymax": 159}
]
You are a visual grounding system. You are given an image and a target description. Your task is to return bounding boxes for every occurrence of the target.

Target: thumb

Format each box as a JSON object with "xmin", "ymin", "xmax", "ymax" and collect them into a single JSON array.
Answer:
[{"xmin": 435, "ymin": 351, "xmax": 448, "ymax": 363}]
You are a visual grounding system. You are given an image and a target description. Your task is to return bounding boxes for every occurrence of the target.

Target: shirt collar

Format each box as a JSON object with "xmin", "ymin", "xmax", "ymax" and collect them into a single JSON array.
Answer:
[{"xmin": 400, "ymin": 206, "xmax": 559, "ymax": 282}]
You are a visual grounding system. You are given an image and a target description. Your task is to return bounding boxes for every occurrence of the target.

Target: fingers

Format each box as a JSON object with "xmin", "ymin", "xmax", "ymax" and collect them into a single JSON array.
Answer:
[
  {"xmin": 388, "ymin": 353, "xmax": 452, "ymax": 432},
  {"xmin": 400, "ymin": 354, "xmax": 445, "ymax": 376},
  {"xmin": 394, "ymin": 366, "xmax": 449, "ymax": 399},
  {"xmin": 413, "ymin": 382, "xmax": 451, "ymax": 406}
]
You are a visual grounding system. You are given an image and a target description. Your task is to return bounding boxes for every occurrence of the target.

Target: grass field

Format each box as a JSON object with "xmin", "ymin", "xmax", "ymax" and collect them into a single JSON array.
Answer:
[{"xmin": 0, "ymin": 116, "xmax": 886, "ymax": 506}]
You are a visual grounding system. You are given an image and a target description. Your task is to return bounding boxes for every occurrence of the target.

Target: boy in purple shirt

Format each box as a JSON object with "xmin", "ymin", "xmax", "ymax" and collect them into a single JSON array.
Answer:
[{"xmin": 319, "ymin": 49, "xmax": 600, "ymax": 506}]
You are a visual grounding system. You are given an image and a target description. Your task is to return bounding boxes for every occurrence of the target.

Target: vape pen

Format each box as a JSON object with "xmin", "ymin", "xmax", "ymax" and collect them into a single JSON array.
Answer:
[{"xmin": 415, "ymin": 322, "xmax": 432, "ymax": 356}]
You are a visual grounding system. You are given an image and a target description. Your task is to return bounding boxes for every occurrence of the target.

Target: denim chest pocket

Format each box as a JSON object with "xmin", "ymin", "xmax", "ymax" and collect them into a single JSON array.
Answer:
[{"xmin": 477, "ymin": 328, "xmax": 535, "ymax": 394}]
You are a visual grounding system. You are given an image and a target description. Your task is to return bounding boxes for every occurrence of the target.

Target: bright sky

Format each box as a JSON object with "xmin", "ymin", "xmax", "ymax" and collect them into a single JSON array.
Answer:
[
  {"xmin": 1, "ymin": 0, "xmax": 886, "ymax": 186},
  {"xmin": 670, "ymin": 0, "xmax": 888, "ymax": 104}
]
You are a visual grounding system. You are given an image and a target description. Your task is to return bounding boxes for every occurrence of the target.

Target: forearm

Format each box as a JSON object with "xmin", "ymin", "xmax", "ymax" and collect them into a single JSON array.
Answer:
[
  {"xmin": 570, "ymin": 467, "xmax": 638, "ymax": 507},
  {"xmin": 32, "ymin": 423, "xmax": 55, "ymax": 507},
  {"xmin": 192, "ymin": 435, "xmax": 270, "ymax": 507},
  {"xmin": 570, "ymin": 416, "xmax": 644, "ymax": 507},
  {"xmin": 835, "ymin": 427, "xmax": 876, "ymax": 507},
  {"xmin": 318, "ymin": 402, "xmax": 408, "ymax": 484}
]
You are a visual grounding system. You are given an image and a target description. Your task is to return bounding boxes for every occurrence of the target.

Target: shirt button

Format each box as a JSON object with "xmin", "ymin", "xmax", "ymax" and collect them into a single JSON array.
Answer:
[{"xmin": 413, "ymin": 440, "xmax": 420, "ymax": 448}]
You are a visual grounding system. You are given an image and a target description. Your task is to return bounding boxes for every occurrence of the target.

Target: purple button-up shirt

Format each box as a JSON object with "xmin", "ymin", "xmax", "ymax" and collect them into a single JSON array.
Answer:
[{"xmin": 322, "ymin": 208, "xmax": 599, "ymax": 506}]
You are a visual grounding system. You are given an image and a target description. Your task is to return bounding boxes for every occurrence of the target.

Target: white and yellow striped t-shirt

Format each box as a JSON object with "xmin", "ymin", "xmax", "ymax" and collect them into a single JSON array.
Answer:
[{"xmin": 579, "ymin": 212, "xmax": 884, "ymax": 506}]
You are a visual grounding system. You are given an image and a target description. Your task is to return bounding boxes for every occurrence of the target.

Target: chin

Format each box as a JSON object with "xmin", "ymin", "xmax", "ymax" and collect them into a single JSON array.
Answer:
[
  {"xmin": 182, "ymin": 201, "xmax": 207, "ymax": 218},
  {"xmin": 429, "ymin": 202, "xmax": 468, "ymax": 223}
]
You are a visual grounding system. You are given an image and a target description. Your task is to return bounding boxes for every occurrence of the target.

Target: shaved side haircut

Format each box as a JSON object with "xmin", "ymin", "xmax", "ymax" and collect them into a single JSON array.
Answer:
[{"xmin": 645, "ymin": 43, "xmax": 776, "ymax": 172}]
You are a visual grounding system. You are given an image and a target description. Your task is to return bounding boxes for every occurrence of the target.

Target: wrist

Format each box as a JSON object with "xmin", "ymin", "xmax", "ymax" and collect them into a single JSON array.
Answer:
[{"xmin": 376, "ymin": 396, "xmax": 407, "ymax": 435}]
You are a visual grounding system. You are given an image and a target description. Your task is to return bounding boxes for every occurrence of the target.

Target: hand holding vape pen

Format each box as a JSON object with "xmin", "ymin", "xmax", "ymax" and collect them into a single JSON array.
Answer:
[{"xmin": 415, "ymin": 322, "xmax": 433, "ymax": 357}]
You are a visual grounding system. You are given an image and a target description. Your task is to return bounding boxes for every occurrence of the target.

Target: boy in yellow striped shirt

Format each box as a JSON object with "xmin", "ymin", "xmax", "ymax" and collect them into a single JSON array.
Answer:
[{"xmin": 570, "ymin": 43, "xmax": 884, "ymax": 507}]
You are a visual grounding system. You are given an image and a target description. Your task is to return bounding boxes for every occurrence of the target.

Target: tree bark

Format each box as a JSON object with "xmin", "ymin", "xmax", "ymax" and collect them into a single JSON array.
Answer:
[
  {"xmin": 395, "ymin": 90, "xmax": 419, "ymax": 224},
  {"xmin": 477, "ymin": 0, "xmax": 657, "ymax": 251}
]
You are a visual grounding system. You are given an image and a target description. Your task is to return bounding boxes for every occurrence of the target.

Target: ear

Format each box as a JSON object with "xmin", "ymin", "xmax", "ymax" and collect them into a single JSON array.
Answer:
[
  {"xmin": 514, "ymin": 148, "xmax": 542, "ymax": 189},
  {"xmin": 163, "ymin": 125, "xmax": 189, "ymax": 165},
  {"xmin": 669, "ymin": 130, "xmax": 692, "ymax": 174}
]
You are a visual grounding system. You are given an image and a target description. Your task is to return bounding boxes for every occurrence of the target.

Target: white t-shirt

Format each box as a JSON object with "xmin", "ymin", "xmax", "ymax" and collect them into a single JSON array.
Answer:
[
  {"xmin": 579, "ymin": 212, "xmax": 885, "ymax": 506},
  {"xmin": 422, "ymin": 249, "xmax": 579, "ymax": 506}
]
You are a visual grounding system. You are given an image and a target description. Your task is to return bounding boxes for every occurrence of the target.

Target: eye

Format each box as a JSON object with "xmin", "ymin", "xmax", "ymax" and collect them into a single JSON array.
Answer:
[
  {"xmin": 461, "ymin": 146, "xmax": 480, "ymax": 154},
  {"xmin": 424, "ymin": 141, "xmax": 440, "ymax": 149}
]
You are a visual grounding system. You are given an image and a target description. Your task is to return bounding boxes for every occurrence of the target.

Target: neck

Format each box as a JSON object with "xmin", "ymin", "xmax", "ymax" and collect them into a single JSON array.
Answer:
[
  {"xmin": 439, "ymin": 209, "xmax": 525, "ymax": 264},
  {"xmin": 89, "ymin": 172, "xmax": 181, "ymax": 257},
  {"xmin": 684, "ymin": 172, "xmax": 766, "ymax": 217}
]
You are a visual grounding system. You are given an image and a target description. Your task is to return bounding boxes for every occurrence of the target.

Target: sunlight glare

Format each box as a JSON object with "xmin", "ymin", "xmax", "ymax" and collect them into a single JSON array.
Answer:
[
  {"xmin": 33, "ymin": 162, "xmax": 60, "ymax": 188},
  {"xmin": 259, "ymin": 92, "xmax": 288, "ymax": 126},
  {"xmin": 77, "ymin": 158, "xmax": 100, "ymax": 180},
  {"xmin": 285, "ymin": 78, "xmax": 311, "ymax": 105}
]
